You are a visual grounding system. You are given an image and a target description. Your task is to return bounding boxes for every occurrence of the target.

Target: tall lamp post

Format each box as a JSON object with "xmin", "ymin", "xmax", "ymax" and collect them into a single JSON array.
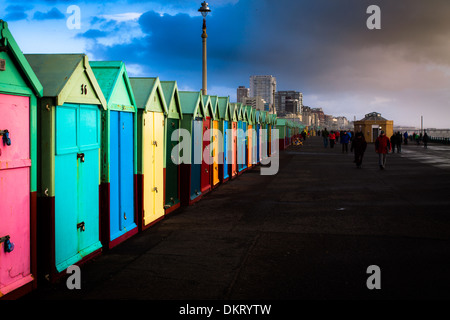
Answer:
[{"xmin": 198, "ymin": 2, "xmax": 211, "ymax": 95}]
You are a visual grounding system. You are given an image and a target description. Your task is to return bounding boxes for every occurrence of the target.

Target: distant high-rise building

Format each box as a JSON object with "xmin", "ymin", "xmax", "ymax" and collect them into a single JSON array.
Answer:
[
  {"xmin": 249, "ymin": 75, "xmax": 276, "ymax": 108},
  {"xmin": 274, "ymin": 91, "xmax": 302, "ymax": 115},
  {"xmin": 237, "ymin": 86, "xmax": 249, "ymax": 103}
]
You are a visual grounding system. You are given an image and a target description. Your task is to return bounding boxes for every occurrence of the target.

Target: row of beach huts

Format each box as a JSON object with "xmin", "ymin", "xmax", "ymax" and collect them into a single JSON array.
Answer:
[{"xmin": 0, "ymin": 20, "xmax": 304, "ymax": 299}]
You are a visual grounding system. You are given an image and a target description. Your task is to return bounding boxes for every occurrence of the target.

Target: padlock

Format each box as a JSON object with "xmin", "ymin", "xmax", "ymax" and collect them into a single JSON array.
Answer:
[
  {"xmin": 1, "ymin": 235, "xmax": 15, "ymax": 253},
  {"xmin": 1, "ymin": 130, "xmax": 11, "ymax": 146},
  {"xmin": 5, "ymin": 239, "xmax": 14, "ymax": 253},
  {"xmin": 77, "ymin": 152, "xmax": 85, "ymax": 162}
]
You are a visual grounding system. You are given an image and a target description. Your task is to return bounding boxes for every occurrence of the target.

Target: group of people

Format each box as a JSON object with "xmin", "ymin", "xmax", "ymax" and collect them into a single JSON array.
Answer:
[
  {"xmin": 319, "ymin": 128, "xmax": 430, "ymax": 170},
  {"xmin": 390, "ymin": 132, "xmax": 403, "ymax": 153},
  {"xmin": 320, "ymin": 129, "xmax": 354, "ymax": 153},
  {"xmin": 352, "ymin": 130, "xmax": 390, "ymax": 170},
  {"xmin": 410, "ymin": 131, "xmax": 429, "ymax": 148}
]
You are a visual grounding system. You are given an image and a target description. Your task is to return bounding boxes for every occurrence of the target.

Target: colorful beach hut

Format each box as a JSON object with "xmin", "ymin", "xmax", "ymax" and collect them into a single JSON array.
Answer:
[
  {"xmin": 90, "ymin": 61, "xmax": 138, "ymax": 250},
  {"xmin": 251, "ymin": 107, "xmax": 258, "ymax": 166},
  {"xmin": 129, "ymin": 77, "xmax": 167, "ymax": 231},
  {"xmin": 179, "ymin": 91, "xmax": 205, "ymax": 206},
  {"xmin": 160, "ymin": 80, "xmax": 183, "ymax": 215},
  {"xmin": 201, "ymin": 95, "xmax": 214, "ymax": 194},
  {"xmin": 0, "ymin": 20, "xmax": 43, "ymax": 299},
  {"xmin": 25, "ymin": 53, "xmax": 106, "ymax": 281},
  {"xmin": 217, "ymin": 97, "xmax": 231, "ymax": 183},
  {"xmin": 277, "ymin": 118, "xmax": 287, "ymax": 150},
  {"xmin": 267, "ymin": 114, "xmax": 273, "ymax": 157},
  {"xmin": 260, "ymin": 111, "xmax": 268, "ymax": 161},
  {"xmin": 271, "ymin": 114, "xmax": 278, "ymax": 155},
  {"xmin": 237, "ymin": 103, "xmax": 247, "ymax": 174},
  {"xmin": 245, "ymin": 106, "xmax": 254, "ymax": 168},
  {"xmin": 229, "ymin": 103, "xmax": 238, "ymax": 179},
  {"xmin": 210, "ymin": 96, "xmax": 220, "ymax": 189},
  {"xmin": 255, "ymin": 110, "xmax": 261, "ymax": 165}
]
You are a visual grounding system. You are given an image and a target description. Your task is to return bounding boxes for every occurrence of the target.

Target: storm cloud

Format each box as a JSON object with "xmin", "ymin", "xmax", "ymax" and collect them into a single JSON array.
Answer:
[{"xmin": 3, "ymin": 0, "xmax": 450, "ymax": 127}]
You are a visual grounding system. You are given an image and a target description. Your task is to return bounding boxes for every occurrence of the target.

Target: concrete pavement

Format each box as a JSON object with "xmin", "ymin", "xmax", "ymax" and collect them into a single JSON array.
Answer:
[{"xmin": 23, "ymin": 136, "xmax": 450, "ymax": 301}]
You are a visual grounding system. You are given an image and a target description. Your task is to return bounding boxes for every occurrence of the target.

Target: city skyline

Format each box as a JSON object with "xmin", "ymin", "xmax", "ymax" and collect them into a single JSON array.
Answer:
[{"xmin": 2, "ymin": 0, "xmax": 450, "ymax": 128}]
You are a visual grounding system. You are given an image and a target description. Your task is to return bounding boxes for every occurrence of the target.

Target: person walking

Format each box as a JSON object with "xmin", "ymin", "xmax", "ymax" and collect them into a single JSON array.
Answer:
[
  {"xmin": 351, "ymin": 131, "xmax": 367, "ymax": 168},
  {"xmin": 329, "ymin": 131, "xmax": 336, "ymax": 148},
  {"xmin": 391, "ymin": 133, "xmax": 397, "ymax": 153},
  {"xmin": 340, "ymin": 130, "xmax": 350, "ymax": 153},
  {"xmin": 375, "ymin": 131, "xmax": 391, "ymax": 169},
  {"xmin": 322, "ymin": 128, "xmax": 329, "ymax": 148},
  {"xmin": 403, "ymin": 131, "xmax": 408, "ymax": 145},
  {"xmin": 423, "ymin": 131, "xmax": 429, "ymax": 148},
  {"xmin": 395, "ymin": 132, "xmax": 402, "ymax": 153},
  {"xmin": 335, "ymin": 130, "xmax": 340, "ymax": 143}
]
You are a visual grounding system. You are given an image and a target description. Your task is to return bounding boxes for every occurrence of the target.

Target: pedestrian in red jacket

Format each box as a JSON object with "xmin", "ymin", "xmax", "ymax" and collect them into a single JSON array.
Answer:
[
  {"xmin": 375, "ymin": 131, "xmax": 391, "ymax": 169},
  {"xmin": 329, "ymin": 132, "xmax": 336, "ymax": 148}
]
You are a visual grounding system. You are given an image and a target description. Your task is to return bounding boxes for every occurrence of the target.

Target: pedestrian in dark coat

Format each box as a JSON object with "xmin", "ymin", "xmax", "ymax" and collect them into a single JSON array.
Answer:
[
  {"xmin": 395, "ymin": 132, "xmax": 402, "ymax": 153},
  {"xmin": 423, "ymin": 132, "xmax": 429, "ymax": 148},
  {"xmin": 351, "ymin": 131, "xmax": 367, "ymax": 168},
  {"xmin": 322, "ymin": 128, "xmax": 329, "ymax": 148},
  {"xmin": 391, "ymin": 133, "xmax": 397, "ymax": 153},
  {"xmin": 340, "ymin": 131, "xmax": 350, "ymax": 153}
]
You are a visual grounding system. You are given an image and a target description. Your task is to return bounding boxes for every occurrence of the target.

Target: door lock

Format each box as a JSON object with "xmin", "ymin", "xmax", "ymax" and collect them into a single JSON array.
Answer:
[
  {"xmin": 77, "ymin": 221, "xmax": 85, "ymax": 232},
  {"xmin": 1, "ymin": 130, "xmax": 11, "ymax": 146},
  {"xmin": 77, "ymin": 153, "xmax": 85, "ymax": 162},
  {"xmin": 0, "ymin": 235, "xmax": 14, "ymax": 253}
]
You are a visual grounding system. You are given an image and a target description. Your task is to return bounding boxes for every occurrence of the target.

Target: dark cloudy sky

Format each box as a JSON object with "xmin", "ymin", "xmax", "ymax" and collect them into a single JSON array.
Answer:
[{"xmin": 2, "ymin": 0, "xmax": 450, "ymax": 128}]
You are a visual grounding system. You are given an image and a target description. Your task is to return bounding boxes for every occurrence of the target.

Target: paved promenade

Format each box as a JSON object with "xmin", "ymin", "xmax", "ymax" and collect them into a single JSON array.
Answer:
[{"xmin": 24, "ymin": 136, "xmax": 450, "ymax": 301}]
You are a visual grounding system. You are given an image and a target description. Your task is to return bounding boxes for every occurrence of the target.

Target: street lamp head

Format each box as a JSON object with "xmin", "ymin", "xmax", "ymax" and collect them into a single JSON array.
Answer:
[{"xmin": 198, "ymin": 1, "xmax": 211, "ymax": 18}]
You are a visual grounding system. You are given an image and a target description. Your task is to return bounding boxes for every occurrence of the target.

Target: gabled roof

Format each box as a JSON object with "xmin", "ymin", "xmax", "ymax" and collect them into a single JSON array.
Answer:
[
  {"xmin": 0, "ymin": 20, "xmax": 43, "ymax": 97},
  {"xmin": 160, "ymin": 80, "xmax": 183, "ymax": 120},
  {"xmin": 255, "ymin": 110, "xmax": 261, "ymax": 124},
  {"xmin": 260, "ymin": 111, "xmax": 266, "ymax": 124},
  {"xmin": 202, "ymin": 95, "xmax": 215, "ymax": 119},
  {"xmin": 217, "ymin": 97, "xmax": 230, "ymax": 121},
  {"xmin": 25, "ymin": 53, "xmax": 106, "ymax": 109},
  {"xmin": 236, "ymin": 103, "xmax": 245, "ymax": 121},
  {"xmin": 229, "ymin": 103, "xmax": 238, "ymax": 122},
  {"xmin": 90, "ymin": 60, "xmax": 136, "ymax": 111},
  {"xmin": 129, "ymin": 77, "xmax": 168, "ymax": 114},
  {"xmin": 246, "ymin": 106, "xmax": 254, "ymax": 124},
  {"xmin": 179, "ymin": 91, "xmax": 205, "ymax": 118},
  {"xmin": 209, "ymin": 95, "xmax": 220, "ymax": 120}
]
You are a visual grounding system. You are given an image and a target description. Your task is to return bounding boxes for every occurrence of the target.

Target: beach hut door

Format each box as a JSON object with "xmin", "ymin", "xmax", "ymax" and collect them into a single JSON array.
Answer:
[
  {"xmin": 0, "ymin": 94, "xmax": 33, "ymax": 293},
  {"xmin": 55, "ymin": 104, "xmax": 101, "ymax": 271}
]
